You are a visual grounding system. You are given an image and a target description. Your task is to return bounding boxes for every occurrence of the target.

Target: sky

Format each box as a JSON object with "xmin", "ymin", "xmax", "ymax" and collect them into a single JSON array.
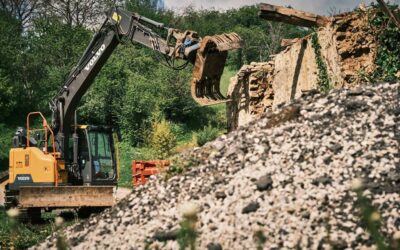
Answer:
[{"xmin": 163, "ymin": 0, "xmax": 400, "ymax": 15}]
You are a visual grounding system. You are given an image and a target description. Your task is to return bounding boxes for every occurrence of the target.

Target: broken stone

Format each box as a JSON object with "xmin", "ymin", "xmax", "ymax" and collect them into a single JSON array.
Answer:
[
  {"xmin": 207, "ymin": 243, "xmax": 223, "ymax": 250},
  {"xmin": 152, "ymin": 229, "xmax": 178, "ymax": 242},
  {"xmin": 242, "ymin": 202, "xmax": 260, "ymax": 214},
  {"xmin": 255, "ymin": 175, "xmax": 273, "ymax": 191},
  {"xmin": 215, "ymin": 191, "xmax": 227, "ymax": 199}
]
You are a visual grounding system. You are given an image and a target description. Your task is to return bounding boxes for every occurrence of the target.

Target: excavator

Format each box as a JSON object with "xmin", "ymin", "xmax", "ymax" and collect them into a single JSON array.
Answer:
[{"xmin": 3, "ymin": 7, "xmax": 242, "ymax": 218}]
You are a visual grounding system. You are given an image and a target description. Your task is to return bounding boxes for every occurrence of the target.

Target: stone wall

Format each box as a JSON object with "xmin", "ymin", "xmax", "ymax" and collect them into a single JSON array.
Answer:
[{"xmin": 227, "ymin": 9, "xmax": 379, "ymax": 130}]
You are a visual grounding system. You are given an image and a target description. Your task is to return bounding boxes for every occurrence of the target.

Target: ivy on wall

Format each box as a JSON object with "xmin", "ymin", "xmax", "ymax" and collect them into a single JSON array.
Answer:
[
  {"xmin": 311, "ymin": 32, "xmax": 332, "ymax": 92},
  {"xmin": 370, "ymin": 9, "xmax": 400, "ymax": 82}
]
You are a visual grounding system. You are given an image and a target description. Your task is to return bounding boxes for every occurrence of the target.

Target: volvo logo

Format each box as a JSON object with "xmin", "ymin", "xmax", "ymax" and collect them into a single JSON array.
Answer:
[
  {"xmin": 85, "ymin": 44, "xmax": 106, "ymax": 71},
  {"xmin": 17, "ymin": 176, "xmax": 30, "ymax": 181}
]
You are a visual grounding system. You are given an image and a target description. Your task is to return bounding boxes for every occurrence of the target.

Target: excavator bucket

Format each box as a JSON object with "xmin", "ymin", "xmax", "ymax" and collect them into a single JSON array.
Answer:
[{"xmin": 192, "ymin": 33, "xmax": 243, "ymax": 105}]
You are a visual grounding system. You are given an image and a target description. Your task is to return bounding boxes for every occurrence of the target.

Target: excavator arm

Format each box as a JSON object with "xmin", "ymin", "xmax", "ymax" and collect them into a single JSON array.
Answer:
[{"xmin": 50, "ymin": 7, "xmax": 242, "ymax": 164}]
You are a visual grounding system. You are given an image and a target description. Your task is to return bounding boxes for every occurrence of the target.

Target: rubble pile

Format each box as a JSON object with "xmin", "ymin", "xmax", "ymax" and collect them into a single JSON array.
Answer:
[{"xmin": 35, "ymin": 82, "xmax": 400, "ymax": 249}]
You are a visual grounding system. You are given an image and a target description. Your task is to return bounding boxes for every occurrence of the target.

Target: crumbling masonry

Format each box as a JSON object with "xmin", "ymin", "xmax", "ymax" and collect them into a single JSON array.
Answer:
[{"xmin": 227, "ymin": 4, "xmax": 383, "ymax": 130}]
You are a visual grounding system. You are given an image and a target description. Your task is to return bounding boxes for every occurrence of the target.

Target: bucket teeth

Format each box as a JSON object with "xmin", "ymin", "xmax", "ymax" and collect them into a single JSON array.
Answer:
[{"xmin": 192, "ymin": 32, "xmax": 243, "ymax": 106}]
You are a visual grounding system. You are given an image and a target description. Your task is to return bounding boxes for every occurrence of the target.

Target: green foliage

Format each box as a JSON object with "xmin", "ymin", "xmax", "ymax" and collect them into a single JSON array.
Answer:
[
  {"xmin": 0, "ymin": 11, "xmax": 23, "ymax": 119},
  {"xmin": 370, "ymin": 10, "xmax": 400, "ymax": 82},
  {"xmin": 0, "ymin": 208, "xmax": 52, "ymax": 249},
  {"xmin": 0, "ymin": 73, "xmax": 15, "ymax": 122},
  {"xmin": 0, "ymin": 11, "xmax": 19, "ymax": 119},
  {"xmin": 254, "ymin": 230, "xmax": 267, "ymax": 250},
  {"xmin": 163, "ymin": 155, "xmax": 199, "ymax": 179},
  {"xmin": 28, "ymin": 17, "xmax": 92, "ymax": 111},
  {"xmin": 178, "ymin": 218, "xmax": 198, "ymax": 250},
  {"xmin": 352, "ymin": 181, "xmax": 395, "ymax": 250},
  {"xmin": 56, "ymin": 234, "xmax": 69, "ymax": 250},
  {"xmin": 195, "ymin": 125, "xmax": 221, "ymax": 147},
  {"xmin": 149, "ymin": 119, "xmax": 177, "ymax": 159},
  {"xmin": 311, "ymin": 32, "xmax": 332, "ymax": 92},
  {"xmin": 220, "ymin": 67, "xmax": 237, "ymax": 96},
  {"xmin": 177, "ymin": 205, "xmax": 198, "ymax": 250},
  {"xmin": 0, "ymin": 124, "xmax": 14, "ymax": 171}
]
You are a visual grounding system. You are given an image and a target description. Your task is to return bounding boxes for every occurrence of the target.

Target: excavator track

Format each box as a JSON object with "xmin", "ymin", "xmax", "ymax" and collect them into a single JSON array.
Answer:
[{"xmin": 192, "ymin": 33, "xmax": 243, "ymax": 105}]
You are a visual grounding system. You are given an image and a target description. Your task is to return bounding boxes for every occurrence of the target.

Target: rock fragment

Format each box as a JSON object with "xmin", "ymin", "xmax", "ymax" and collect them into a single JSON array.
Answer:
[
  {"xmin": 242, "ymin": 202, "xmax": 260, "ymax": 214},
  {"xmin": 255, "ymin": 174, "xmax": 273, "ymax": 191}
]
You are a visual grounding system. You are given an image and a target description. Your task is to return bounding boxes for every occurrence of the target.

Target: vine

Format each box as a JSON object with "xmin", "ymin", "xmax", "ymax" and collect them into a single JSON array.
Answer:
[
  {"xmin": 311, "ymin": 32, "xmax": 332, "ymax": 92},
  {"xmin": 369, "ymin": 6, "xmax": 400, "ymax": 82}
]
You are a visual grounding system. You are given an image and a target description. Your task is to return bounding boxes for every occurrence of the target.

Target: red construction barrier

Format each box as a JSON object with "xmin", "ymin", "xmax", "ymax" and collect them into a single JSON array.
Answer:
[{"xmin": 132, "ymin": 160, "xmax": 170, "ymax": 186}]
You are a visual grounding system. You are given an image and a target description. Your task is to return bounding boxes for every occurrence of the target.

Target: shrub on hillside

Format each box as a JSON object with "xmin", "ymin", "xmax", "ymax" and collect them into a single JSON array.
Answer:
[
  {"xmin": 195, "ymin": 125, "xmax": 220, "ymax": 147},
  {"xmin": 150, "ymin": 119, "xmax": 177, "ymax": 159}
]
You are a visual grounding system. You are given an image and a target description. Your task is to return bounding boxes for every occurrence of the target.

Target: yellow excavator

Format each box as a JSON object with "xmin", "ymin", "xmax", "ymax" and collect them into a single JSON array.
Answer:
[{"xmin": 4, "ymin": 7, "xmax": 242, "ymax": 218}]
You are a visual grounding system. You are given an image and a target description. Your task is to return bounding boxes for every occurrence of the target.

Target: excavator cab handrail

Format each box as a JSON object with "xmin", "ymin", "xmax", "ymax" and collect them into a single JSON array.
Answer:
[{"xmin": 27, "ymin": 112, "xmax": 58, "ymax": 186}]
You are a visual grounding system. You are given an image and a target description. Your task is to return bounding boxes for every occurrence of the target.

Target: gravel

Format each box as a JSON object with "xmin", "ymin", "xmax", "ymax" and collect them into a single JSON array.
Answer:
[{"xmin": 34, "ymin": 82, "xmax": 400, "ymax": 249}]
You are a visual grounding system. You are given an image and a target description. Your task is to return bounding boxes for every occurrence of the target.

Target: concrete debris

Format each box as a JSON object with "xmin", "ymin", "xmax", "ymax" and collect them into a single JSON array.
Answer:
[{"xmin": 33, "ymin": 82, "xmax": 400, "ymax": 249}]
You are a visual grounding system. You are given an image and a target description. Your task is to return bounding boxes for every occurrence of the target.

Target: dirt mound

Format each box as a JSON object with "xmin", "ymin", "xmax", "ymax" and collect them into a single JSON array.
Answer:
[{"xmin": 34, "ymin": 82, "xmax": 399, "ymax": 249}]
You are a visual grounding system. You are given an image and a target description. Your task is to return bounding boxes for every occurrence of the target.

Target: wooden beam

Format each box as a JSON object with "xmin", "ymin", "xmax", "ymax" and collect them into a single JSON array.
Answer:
[{"xmin": 259, "ymin": 3, "xmax": 330, "ymax": 27}]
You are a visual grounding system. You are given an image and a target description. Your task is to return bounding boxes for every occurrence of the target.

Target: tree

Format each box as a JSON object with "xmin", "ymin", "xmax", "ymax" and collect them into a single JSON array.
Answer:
[
  {"xmin": 0, "ymin": 0, "xmax": 41, "ymax": 28},
  {"xmin": 0, "ymin": 72, "xmax": 15, "ymax": 120},
  {"xmin": 40, "ymin": 0, "xmax": 112, "ymax": 27},
  {"xmin": 125, "ymin": 0, "xmax": 163, "ymax": 19},
  {"xmin": 0, "ymin": 10, "xmax": 23, "ymax": 120}
]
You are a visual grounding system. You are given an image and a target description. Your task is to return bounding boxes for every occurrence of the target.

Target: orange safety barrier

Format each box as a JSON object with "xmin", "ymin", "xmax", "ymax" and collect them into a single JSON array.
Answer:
[{"xmin": 132, "ymin": 160, "xmax": 170, "ymax": 186}]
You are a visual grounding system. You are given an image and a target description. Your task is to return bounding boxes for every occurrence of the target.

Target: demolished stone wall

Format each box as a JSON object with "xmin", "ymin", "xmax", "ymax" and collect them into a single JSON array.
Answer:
[
  {"xmin": 226, "ymin": 62, "xmax": 274, "ymax": 131},
  {"xmin": 227, "ymin": 9, "xmax": 380, "ymax": 130}
]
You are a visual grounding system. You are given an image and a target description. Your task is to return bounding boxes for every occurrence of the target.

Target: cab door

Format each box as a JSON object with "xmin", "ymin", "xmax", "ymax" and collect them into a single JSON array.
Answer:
[{"xmin": 86, "ymin": 127, "xmax": 117, "ymax": 185}]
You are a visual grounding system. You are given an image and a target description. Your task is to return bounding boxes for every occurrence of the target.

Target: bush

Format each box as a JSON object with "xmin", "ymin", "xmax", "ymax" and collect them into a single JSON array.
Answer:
[
  {"xmin": 0, "ymin": 124, "xmax": 14, "ymax": 171},
  {"xmin": 149, "ymin": 119, "xmax": 177, "ymax": 159},
  {"xmin": 195, "ymin": 125, "xmax": 221, "ymax": 147}
]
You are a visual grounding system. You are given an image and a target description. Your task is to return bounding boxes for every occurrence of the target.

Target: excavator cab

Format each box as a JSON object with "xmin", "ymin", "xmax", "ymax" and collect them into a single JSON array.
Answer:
[{"xmin": 72, "ymin": 125, "xmax": 117, "ymax": 185}]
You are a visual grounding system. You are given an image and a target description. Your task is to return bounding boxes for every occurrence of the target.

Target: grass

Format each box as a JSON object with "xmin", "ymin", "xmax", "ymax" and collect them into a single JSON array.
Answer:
[
  {"xmin": 0, "ymin": 207, "xmax": 76, "ymax": 249},
  {"xmin": 209, "ymin": 66, "xmax": 238, "ymax": 115},
  {"xmin": 220, "ymin": 67, "xmax": 237, "ymax": 97}
]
